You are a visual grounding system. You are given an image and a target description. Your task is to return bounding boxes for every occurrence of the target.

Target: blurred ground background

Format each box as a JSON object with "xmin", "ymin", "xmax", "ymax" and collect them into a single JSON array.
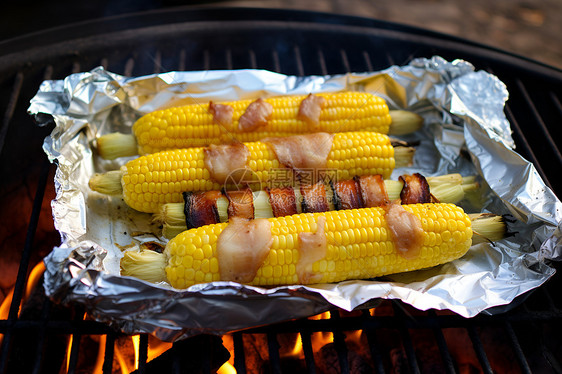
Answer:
[{"xmin": 2, "ymin": 0, "xmax": 561, "ymax": 69}]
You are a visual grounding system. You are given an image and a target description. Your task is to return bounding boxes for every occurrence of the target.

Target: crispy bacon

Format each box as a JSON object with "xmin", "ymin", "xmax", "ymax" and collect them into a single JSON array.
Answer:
[
  {"xmin": 217, "ymin": 217, "xmax": 273, "ymax": 283},
  {"xmin": 238, "ymin": 98, "xmax": 273, "ymax": 132},
  {"xmin": 208, "ymin": 101, "xmax": 234, "ymax": 129},
  {"xmin": 297, "ymin": 93, "xmax": 326, "ymax": 128},
  {"xmin": 300, "ymin": 181, "xmax": 329, "ymax": 213},
  {"xmin": 356, "ymin": 175, "xmax": 389, "ymax": 207},
  {"xmin": 266, "ymin": 187, "xmax": 298, "ymax": 217},
  {"xmin": 224, "ymin": 188, "xmax": 254, "ymax": 220},
  {"xmin": 297, "ymin": 215, "xmax": 327, "ymax": 284},
  {"xmin": 332, "ymin": 179, "xmax": 363, "ymax": 210},
  {"xmin": 264, "ymin": 132, "xmax": 334, "ymax": 173},
  {"xmin": 183, "ymin": 191, "xmax": 222, "ymax": 229},
  {"xmin": 384, "ymin": 202, "xmax": 425, "ymax": 259},
  {"xmin": 399, "ymin": 173, "xmax": 431, "ymax": 204},
  {"xmin": 203, "ymin": 142, "xmax": 249, "ymax": 184}
]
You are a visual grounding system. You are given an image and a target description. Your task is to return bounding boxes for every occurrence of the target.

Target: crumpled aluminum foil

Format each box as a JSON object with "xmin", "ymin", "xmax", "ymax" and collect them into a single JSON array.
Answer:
[{"xmin": 29, "ymin": 56, "xmax": 562, "ymax": 342}]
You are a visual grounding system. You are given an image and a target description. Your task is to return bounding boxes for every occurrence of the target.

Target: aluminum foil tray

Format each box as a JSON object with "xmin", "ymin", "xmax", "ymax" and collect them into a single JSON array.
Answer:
[{"xmin": 29, "ymin": 57, "xmax": 562, "ymax": 341}]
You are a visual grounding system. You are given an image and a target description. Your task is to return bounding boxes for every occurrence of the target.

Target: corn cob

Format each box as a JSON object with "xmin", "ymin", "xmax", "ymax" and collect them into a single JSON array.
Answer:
[
  {"xmin": 155, "ymin": 173, "xmax": 480, "ymax": 239},
  {"xmin": 96, "ymin": 92, "xmax": 423, "ymax": 159},
  {"xmin": 120, "ymin": 203, "xmax": 506, "ymax": 288},
  {"xmin": 89, "ymin": 132, "xmax": 415, "ymax": 213}
]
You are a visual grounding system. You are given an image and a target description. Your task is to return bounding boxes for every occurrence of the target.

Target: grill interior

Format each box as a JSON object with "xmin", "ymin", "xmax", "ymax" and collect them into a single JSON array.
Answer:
[{"xmin": 0, "ymin": 7, "xmax": 561, "ymax": 374}]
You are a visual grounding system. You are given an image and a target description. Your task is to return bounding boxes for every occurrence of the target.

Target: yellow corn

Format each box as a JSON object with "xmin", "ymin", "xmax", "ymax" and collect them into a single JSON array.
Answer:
[
  {"xmin": 156, "ymin": 203, "xmax": 473, "ymax": 288},
  {"xmin": 136, "ymin": 92, "xmax": 390, "ymax": 153},
  {"xmin": 90, "ymin": 132, "xmax": 403, "ymax": 213}
]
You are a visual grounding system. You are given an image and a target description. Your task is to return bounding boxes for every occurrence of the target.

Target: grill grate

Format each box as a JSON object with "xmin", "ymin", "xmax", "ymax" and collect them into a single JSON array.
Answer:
[{"xmin": 0, "ymin": 7, "xmax": 561, "ymax": 374}]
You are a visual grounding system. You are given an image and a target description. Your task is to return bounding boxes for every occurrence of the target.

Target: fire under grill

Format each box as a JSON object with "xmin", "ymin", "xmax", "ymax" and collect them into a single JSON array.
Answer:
[{"xmin": 1, "ymin": 7, "xmax": 561, "ymax": 374}]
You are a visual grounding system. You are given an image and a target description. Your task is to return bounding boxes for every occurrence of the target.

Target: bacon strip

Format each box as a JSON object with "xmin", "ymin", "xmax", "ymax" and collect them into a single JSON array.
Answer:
[
  {"xmin": 332, "ymin": 179, "xmax": 363, "ymax": 210},
  {"xmin": 238, "ymin": 98, "xmax": 273, "ymax": 132},
  {"xmin": 300, "ymin": 181, "xmax": 329, "ymax": 213},
  {"xmin": 209, "ymin": 101, "xmax": 234, "ymax": 129},
  {"xmin": 297, "ymin": 216, "xmax": 327, "ymax": 284},
  {"xmin": 399, "ymin": 173, "xmax": 431, "ymax": 204},
  {"xmin": 356, "ymin": 175, "xmax": 389, "ymax": 207},
  {"xmin": 265, "ymin": 132, "xmax": 334, "ymax": 172},
  {"xmin": 203, "ymin": 143, "xmax": 249, "ymax": 184},
  {"xmin": 217, "ymin": 217, "xmax": 273, "ymax": 283},
  {"xmin": 384, "ymin": 202, "xmax": 425, "ymax": 259},
  {"xmin": 297, "ymin": 94, "xmax": 326, "ymax": 128},
  {"xmin": 183, "ymin": 191, "xmax": 222, "ymax": 229},
  {"xmin": 266, "ymin": 187, "xmax": 298, "ymax": 217},
  {"xmin": 224, "ymin": 188, "xmax": 254, "ymax": 220}
]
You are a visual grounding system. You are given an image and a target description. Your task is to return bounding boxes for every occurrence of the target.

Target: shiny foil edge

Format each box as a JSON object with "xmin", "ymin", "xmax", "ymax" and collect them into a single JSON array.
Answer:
[{"xmin": 29, "ymin": 56, "xmax": 562, "ymax": 341}]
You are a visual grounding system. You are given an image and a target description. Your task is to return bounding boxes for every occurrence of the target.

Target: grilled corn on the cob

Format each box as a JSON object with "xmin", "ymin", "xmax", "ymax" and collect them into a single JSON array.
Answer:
[
  {"xmin": 120, "ymin": 203, "xmax": 506, "ymax": 288},
  {"xmin": 96, "ymin": 92, "xmax": 423, "ymax": 159},
  {"xmin": 89, "ymin": 132, "xmax": 415, "ymax": 213}
]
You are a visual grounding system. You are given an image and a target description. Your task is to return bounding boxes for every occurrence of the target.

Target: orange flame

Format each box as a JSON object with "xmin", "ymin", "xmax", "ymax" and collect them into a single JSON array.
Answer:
[
  {"xmin": 218, "ymin": 362, "xmax": 237, "ymax": 374},
  {"xmin": 281, "ymin": 333, "xmax": 302, "ymax": 358},
  {"xmin": 0, "ymin": 290, "xmax": 13, "ymax": 321},
  {"xmin": 93, "ymin": 335, "xmax": 106, "ymax": 374},
  {"xmin": 218, "ymin": 335, "xmax": 236, "ymax": 373},
  {"xmin": 114, "ymin": 344, "xmax": 131, "ymax": 374},
  {"xmin": 147, "ymin": 338, "xmax": 173, "ymax": 362},
  {"xmin": 0, "ymin": 261, "xmax": 46, "ymax": 346},
  {"xmin": 25, "ymin": 261, "xmax": 45, "ymax": 299},
  {"xmin": 131, "ymin": 335, "xmax": 140, "ymax": 370},
  {"xmin": 66, "ymin": 335, "xmax": 73, "ymax": 372}
]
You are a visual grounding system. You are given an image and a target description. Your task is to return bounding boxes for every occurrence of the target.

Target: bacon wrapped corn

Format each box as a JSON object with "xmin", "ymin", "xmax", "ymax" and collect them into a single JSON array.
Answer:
[
  {"xmin": 96, "ymin": 91, "xmax": 423, "ymax": 159},
  {"xmin": 89, "ymin": 132, "xmax": 416, "ymax": 213},
  {"xmin": 155, "ymin": 173, "xmax": 480, "ymax": 239},
  {"xmin": 121, "ymin": 203, "xmax": 507, "ymax": 288}
]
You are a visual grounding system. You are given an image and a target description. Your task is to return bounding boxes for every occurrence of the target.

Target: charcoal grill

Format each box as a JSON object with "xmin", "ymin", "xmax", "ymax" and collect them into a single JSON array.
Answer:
[{"xmin": 1, "ymin": 7, "xmax": 561, "ymax": 374}]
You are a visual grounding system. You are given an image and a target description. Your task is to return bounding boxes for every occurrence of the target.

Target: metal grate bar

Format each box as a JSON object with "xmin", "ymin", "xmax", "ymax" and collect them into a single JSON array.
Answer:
[
  {"xmin": 393, "ymin": 302, "xmax": 421, "ymax": 374},
  {"xmin": 124, "ymin": 57, "xmax": 135, "ymax": 77},
  {"xmin": 362, "ymin": 50, "xmax": 373, "ymax": 72},
  {"xmin": 428, "ymin": 311, "xmax": 456, "ymax": 374},
  {"xmin": 552, "ymin": 91, "xmax": 562, "ymax": 117},
  {"xmin": 330, "ymin": 312, "xmax": 350, "ymax": 374},
  {"xmin": 504, "ymin": 104, "xmax": 550, "ymax": 187},
  {"xmin": 225, "ymin": 49, "xmax": 233, "ymax": 70},
  {"xmin": 249, "ymin": 50, "xmax": 257, "ymax": 69},
  {"xmin": 66, "ymin": 331, "xmax": 82, "ymax": 374},
  {"xmin": 136, "ymin": 334, "xmax": 148, "ymax": 373},
  {"xmin": 266, "ymin": 332, "xmax": 281, "ymax": 374},
  {"xmin": 272, "ymin": 49, "xmax": 281, "ymax": 73},
  {"xmin": 503, "ymin": 321, "xmax": 532, "ymax": 374},
  {"xmin": 233, "ymin": 331, "xmax": 247, "ymax": 374},
  {"xmin": 178, "ymin": 49, "xmax": 187, "ymax": 72},
  {"xmin": 317, "ymin": 49, "xmax": 328, "ymax": 76},
  {"xmin": 515, "ymin": 80, "xmax": 562, "ymax": 165},
  {"xmin": 153, "ymin": 50, "xmax": 162, "ymax": 74},
  {"xmin": 102, "ymin": 333, "xmax": 116, "ymax": 374},
  {"xmin": 362, "ymin": 310, "xmax": 385, "ymax": 374},
  {"xmin": 466, "ymin": 325, "xmax": 493, "ymax": 374},
  {"xmin": 203, "ymin": 50, "xmax": 211, "ymax": 71},
  {"xmin": 340, "ymin": 49, "xmax": 350, "ymax": 72},
  {"xmin": 0, "ymin": 319, "xmax": 117, "ymax": 334},
  {"xmin": 0, "ymin": 71, "xmax": 23, "ymax": 155},
  {"xmin": 385, "ymin": 51, "xmax": 395, "ymax": 66},
  {"xmin": 31, "ymin": 298, "xmax": 59, "ymax": 374},
  {"xmin": 200, "ymin": 335, "xmax": 212, "ymax": 374},
  {"xmin": 299, "ymin": 330, "xmax": 317, "ymax": 374},
  {"xmin": 293, "ymin": 45, "xmax": 305, "ymax": 76}
]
